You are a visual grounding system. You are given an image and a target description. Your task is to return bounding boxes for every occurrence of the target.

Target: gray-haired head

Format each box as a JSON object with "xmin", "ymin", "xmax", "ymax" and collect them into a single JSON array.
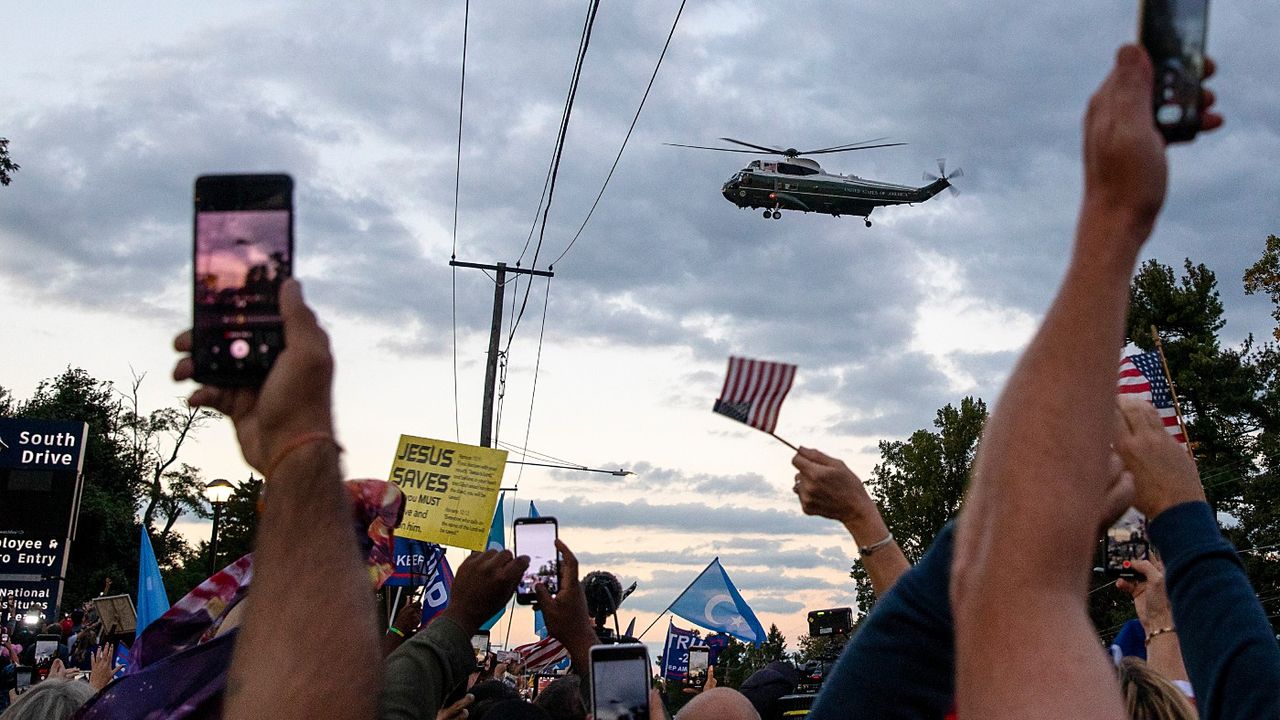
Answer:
[{"xmin": 2, "ymin": 678, "xmax": 97, "ymax": 720}]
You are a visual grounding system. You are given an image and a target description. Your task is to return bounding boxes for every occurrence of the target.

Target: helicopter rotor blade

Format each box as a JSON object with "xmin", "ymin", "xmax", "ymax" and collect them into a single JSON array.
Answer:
[
  {"xmin": 948, "ymin": 167, "xmax": 964, "ymax": 180},
  {"xmin": 662, "ymin": 142, "xmax": 776, "ymax": 155},
  {"xmin": 924, "ymin": 171, "xmax": 940, "ymax": 182},
  {"xmin": 802, "ymin": 137, "xmax": 890, "ymax": 154},
  {"xmin": 719, "ymin": 137, "xmax": 789, "ymax": 154},
  {"xmin": 804, "ymin": 141, "xmax": 907, "ymax": 156}
]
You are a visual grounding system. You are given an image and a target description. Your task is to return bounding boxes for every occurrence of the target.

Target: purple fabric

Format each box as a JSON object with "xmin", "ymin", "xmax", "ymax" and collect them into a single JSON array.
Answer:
[{"xmin": 73, "ymin": 479, "xmax": 403, "ymax": 720}]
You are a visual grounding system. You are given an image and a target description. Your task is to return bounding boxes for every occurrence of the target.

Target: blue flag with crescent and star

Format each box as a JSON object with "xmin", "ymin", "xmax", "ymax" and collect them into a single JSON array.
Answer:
[{"xmin": 668, "ymin": 558, "xmax": 765, "ymax": 645}]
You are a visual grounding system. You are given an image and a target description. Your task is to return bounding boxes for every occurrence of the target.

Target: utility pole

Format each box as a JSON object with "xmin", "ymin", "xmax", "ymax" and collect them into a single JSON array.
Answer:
[{"xmin": 450, "ymin": 260, "xmax": 554, "ymax": 447}]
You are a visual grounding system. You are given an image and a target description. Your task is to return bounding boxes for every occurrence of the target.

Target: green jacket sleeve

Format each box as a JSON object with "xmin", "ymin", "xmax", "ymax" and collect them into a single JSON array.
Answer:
[{"xmin": 379, "ymin": 617, "xmax": 475, "ymax": 720}]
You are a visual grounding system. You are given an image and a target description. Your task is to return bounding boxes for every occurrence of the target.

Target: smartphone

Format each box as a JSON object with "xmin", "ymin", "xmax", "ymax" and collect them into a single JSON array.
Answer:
[
  {"xmin": 15, "ymin": 666, "xmax": 33, "ymax": 694},
  {"xmin": 533, "ymin": 672, "xmax": 558, "ymax": 699},
  {"xmin": 1140, "ymin": 0, "xmax": 1209, "ymax": 142},
  {"xmin": 470, "ymin": 631, "xmax": 491, "ymax": 669},
  {"xmin": 590, "ymin": 644, "xmax": 651, "ymax": 720},
  {"xmin": 684, "ymin": 646, "xmax": 710, "ymax": 690},
  {"xmin": 1105, "ymin": 507, "xmax": 1149, "ymax": 579},
  {"xmin": 514, "ymin": 516, "xmax": 558, "ymax": 605},
  {"xmin": 192, "ymin": 173, "xmax": 294, "ymax": 386}
]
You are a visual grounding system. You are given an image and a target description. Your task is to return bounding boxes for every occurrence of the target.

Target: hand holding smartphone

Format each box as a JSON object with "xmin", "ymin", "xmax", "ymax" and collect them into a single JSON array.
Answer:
[
  {"xmin": 684, "ymin": 646, "xmax": 710, "ymax": 690},
  {"xmin": 1140, "ymin": 0, "xmax": 1210, "ymax": 142},
  {"xmin": 192, "ymin": 174, "xmax": 294, "ymax": 386},
  {"xmin": 1104, "ymin": 507, "xmax": 1149, "ymax": 580},
  {"xmin": 514, "ymin": 516, "xmax": 559, "ymax": 605},
  {"xmin": 590, "ymin": 644, "xmax": 651, "ymax": 720}
]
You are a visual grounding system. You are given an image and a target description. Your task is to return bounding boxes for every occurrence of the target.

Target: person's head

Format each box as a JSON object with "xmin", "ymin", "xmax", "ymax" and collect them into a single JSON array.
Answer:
[
  {"xmin": 1118, "ymin": 657, "xmax": 1197, "ymax": 720},
  {"xmin": 468, "ymin": 679, "xmax": 522, "ymax": 720},
  {"xmin": 533, "ymin": 675, "xmax": 586, "ymax": 720},
  {"xmin": 1, "ymin": 678, "xmax": 96, "ymax": 720},
  {"xmin": 676, "ymin": 687, "xmax": 761, "ymax": 720}
]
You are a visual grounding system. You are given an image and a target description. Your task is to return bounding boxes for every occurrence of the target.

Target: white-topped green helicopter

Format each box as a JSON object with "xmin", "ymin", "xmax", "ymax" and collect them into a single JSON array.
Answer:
[{"xmin": 665, "ymin": 137, "xmax": 961, "ymax": 226}]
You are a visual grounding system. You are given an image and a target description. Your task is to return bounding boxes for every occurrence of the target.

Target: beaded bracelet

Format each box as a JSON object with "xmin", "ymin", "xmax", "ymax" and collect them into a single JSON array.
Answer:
[
  {"xmin": 1145, "ymin": 626, "xmax": 1176, "ymax": 644},
  {"xmin": 858, "ymin": 532, "xmax": 896, "ymax": 557}
]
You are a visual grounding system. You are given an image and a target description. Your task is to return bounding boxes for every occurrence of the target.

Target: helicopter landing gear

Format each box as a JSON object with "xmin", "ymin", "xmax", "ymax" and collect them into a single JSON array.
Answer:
[
  {"xmin": 762, "ymin": 208, "xmax": 782, "ymax": 220},
  {"xmin": 772, "ymin": 210, "xmax": 782, "ymax": 219},
  {"xmin": 762, "ymin": 209, "xmax": 771, "ymax": 219},
  {"xmin": 864, "ymin": 219, "xmax": 872, "ymax": 228}
]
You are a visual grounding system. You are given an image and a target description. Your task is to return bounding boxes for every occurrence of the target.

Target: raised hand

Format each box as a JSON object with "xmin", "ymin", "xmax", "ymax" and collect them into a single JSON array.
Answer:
[
  {"xmin": 439, "ymin": 550, "xmax": 529, "ymax": 635},
  {"xmin": 173, "ymin": 279, "xmax": 335, "ymax": 473}
]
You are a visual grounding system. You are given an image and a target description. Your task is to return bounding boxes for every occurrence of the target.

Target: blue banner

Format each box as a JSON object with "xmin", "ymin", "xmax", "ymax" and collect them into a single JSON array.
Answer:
[
  {"xmin": 386, "ymin": 537, "xmax": 443, "ymax": 587},
  {"xmin": 418, "ymin": 553, "xmax": 454, "ymax": 628},
  {"xmin": 704, "ymin": 632, "xmax": 730, "ymax": 665},
  {"xmin": 479, "ymin": 492, "xmax": 506, "ymax": 631},
  {"xmin": 662, "ymin": 622, "xmax": 699, "ymax": 681},
  {"xmin": 668, "ymin": 558, "xmax": 766, "ymax": 645},
  {"xmin": 135, "ymin": 527, "xmax": 170, "ymax": 639}
]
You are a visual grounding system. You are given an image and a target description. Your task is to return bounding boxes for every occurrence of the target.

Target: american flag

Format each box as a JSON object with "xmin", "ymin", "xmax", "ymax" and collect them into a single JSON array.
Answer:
[
  {"xmin": 513, "ymin": 635, "xmax": 569, "ymax": 672},
  {"xmin": 1117, "ymin": 351, "xmax": 1187, "ymax": 445},
  {"xmin": 713, "ymin": 357, "xmax": 797, "ymax": 434}
]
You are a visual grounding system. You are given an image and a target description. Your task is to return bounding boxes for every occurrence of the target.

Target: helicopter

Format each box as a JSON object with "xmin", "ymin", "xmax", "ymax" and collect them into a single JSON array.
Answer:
[{"xmin": 665, "ymin": 137, "xmax": 961, "ymax": 227}]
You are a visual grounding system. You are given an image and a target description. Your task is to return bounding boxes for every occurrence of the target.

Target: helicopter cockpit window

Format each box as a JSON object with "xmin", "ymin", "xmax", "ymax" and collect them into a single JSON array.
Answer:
[
  {"xmin": 747, "ymin": 160, "xmax": 762, "ymax": 169},
  {"xmin": 777, "ymin": 162, "xmax": 819, "ymax": 176}
]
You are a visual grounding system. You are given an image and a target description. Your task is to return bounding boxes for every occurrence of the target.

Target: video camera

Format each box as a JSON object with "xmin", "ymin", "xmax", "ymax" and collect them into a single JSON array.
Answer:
[{"xmin": 792, "ymin": 608, "xmax": 854, "ymax": 695}]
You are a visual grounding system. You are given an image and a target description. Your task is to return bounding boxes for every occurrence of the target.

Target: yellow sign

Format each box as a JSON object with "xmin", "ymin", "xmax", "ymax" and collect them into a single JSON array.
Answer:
[{"xmin": 388, "ymin": 435, "xmax": 507, "ymax": 551}]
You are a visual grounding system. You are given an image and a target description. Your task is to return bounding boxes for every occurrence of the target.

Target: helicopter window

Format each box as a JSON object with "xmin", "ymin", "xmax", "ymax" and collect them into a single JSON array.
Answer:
[{"xmin": 777, "ymin": 162, "xmax": 819, "ymax": 176}]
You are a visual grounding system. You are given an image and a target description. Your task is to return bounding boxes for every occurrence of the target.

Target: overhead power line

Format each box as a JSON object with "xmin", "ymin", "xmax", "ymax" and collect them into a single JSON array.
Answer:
[
  {"xmin": 551, "ymin": 0, "xmax": 689, "ymax": 268},
  {"xmin": 450, "ymin": 0, "xmax": 472, "ymax": 442}
]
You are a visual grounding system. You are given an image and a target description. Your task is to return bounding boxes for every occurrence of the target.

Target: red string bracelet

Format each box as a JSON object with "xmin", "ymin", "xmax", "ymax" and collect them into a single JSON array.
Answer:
[{"xmin": 264, "ymin": 431, "xmax": 343, "ymax": 479}]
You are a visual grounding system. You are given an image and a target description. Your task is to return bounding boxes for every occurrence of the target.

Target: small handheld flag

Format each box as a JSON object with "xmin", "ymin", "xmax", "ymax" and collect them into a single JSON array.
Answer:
[
  {"xmin": 1117, "ymin": 351, "xmax": 1187, "ymax": 445},
  {"xmin": 713, "ymin": 356, "xmax": 798, "ymax": 449}
]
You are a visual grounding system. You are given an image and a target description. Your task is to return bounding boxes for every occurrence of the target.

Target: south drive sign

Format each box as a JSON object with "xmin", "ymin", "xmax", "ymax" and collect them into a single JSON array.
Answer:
[{"xmin": 0, "ymin": 418, "xmax": 89, "ymax": 624}]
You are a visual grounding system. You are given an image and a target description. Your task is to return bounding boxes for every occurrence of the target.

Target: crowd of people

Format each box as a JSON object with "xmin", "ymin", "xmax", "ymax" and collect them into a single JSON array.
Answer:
[{"xmin": 4, "ymin": 42, "xmax": 1276, "ymax": 720}]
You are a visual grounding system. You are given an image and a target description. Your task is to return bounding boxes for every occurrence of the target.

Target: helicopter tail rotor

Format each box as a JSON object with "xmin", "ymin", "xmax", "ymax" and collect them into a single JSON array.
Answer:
[{"xmin": 923, "ymin": 159, "xmax": 963, "ymax": 196}]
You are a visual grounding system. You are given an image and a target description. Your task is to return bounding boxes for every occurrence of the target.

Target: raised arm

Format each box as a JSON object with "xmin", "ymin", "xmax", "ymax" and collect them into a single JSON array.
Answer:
[
  {"xmin": 1116, "ymin": 396, "xmax": 1280, "ymax": 719},
  {"xmin": 791, "ymin": 447, "xmax": 910, "ymax": 597},
  {"xmin": 380, "ymin": 549, "xmax": 527, "ymax": 720},
  {"xmin": 175, "ymin": 279, "xmax": 381, "ymax": 720},
  {"xmin": 950, "ymin": 46, "xmax": 1220, "ymax": 720}
]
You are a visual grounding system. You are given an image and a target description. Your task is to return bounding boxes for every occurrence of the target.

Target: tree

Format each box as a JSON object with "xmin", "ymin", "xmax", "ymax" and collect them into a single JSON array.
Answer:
[
  {"xmin": 3, "ymin": 368, "xmax": 217, "ymax": 609},
  {"xmin": 1244, "ymin": 234, "xmax": 1280, "ymax": 341},
  {"xmin": 5, "ymin": 369, "xmax": 140, "ymax": 606},
  {"xmin": 1125, "ymin": 256, "xmax": 1279, "ymax": 634},
  {"xmin": 710, "ymin": 626, "xmax": 787, "ymax": 690},
  {"xmin": 854, "ymin": 397, "xmax": 987, "ymax": 616},
  {"xmin": 0, "ymin": 137, "xmax": 18, "ymax": 186},
  {"xmin": 119, "ymin": 372, "xmax": 217, "ymax": 534}
]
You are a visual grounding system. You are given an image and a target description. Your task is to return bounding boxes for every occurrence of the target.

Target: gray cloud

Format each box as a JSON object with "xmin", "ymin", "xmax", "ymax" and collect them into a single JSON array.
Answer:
[{"xmin": 4, "ymin": 0, "xmax": 1277, "ymax": 441}]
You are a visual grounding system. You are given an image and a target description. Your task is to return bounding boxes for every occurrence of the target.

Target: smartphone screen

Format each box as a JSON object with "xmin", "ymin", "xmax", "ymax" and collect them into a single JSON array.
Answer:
[
  {"xmin": 591, "ymin": 645, "xmax": 650, "ymax": 720},
  {"xmin": 15, "ymin": 666, "xmax": 33, "ymax": 694},
  {"xmin": 1105, "ymin": 507, "xmax": 1149, "ymax": 578},
  {"xmin": 685, "ymin": 647, "xmax": 710, "ymax": 689},
  {"xmin": 1140, "ymin": 0, "xmax": 1209, "ymax": 141},
  {"xmin": 514, "ymin": 517, "xmax": 558, "ymax": 604},
  {"xmin": 193, "ymin": 174, "xmax": 294, "ymax": 386},
  {"xmin": 471, "ymin": 632, "xmax": 491, "ymax": 668}
]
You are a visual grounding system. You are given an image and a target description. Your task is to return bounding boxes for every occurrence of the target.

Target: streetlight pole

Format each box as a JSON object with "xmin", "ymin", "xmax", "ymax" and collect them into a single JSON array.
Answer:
[{"xmin": 204, "ymin": 478, "xmax": 235, "ymax": 576}]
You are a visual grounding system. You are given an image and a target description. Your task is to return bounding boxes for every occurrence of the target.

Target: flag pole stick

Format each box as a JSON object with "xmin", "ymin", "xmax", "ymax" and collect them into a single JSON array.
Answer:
[
  {"xmin": 638, "ymin": 608, "xmax": 672, "ymax": 641},
  {"xmin": 1150, "ymin": 325, "xmax": 1194, "ymax": 459},
  {"xmin": 768, "ymin": 432, "xmax": 797, "ymax": 451},
  {"xmin": 389, "ymin": 586, "xmax": 404, "ymax": 632}
]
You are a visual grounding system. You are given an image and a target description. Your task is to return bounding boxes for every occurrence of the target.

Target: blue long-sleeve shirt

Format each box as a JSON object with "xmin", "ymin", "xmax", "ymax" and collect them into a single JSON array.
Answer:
[
  {"xmin": 809, "ymin": 522, "xmax": 956, "ymax": 719},
  {"xmin": 1150, "ymin": 501, "xmax": 1280, "ymax": 720}
]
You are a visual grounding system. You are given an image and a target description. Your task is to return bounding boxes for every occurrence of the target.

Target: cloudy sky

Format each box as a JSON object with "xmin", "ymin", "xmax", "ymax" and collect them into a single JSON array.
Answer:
[{"xmin": 4, "ymin": 1, "xmax": 1278, "ymax": 651}]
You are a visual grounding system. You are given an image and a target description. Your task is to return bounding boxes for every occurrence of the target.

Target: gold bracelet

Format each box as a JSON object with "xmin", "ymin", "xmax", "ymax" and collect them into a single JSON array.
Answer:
[
  {"xmin": 1145, "ymin": 626, "xmax": 1176, "ymax": 644},
  {"xmin": 265, "ymin": 432, "xmax": 343, "ymax": 479}
]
